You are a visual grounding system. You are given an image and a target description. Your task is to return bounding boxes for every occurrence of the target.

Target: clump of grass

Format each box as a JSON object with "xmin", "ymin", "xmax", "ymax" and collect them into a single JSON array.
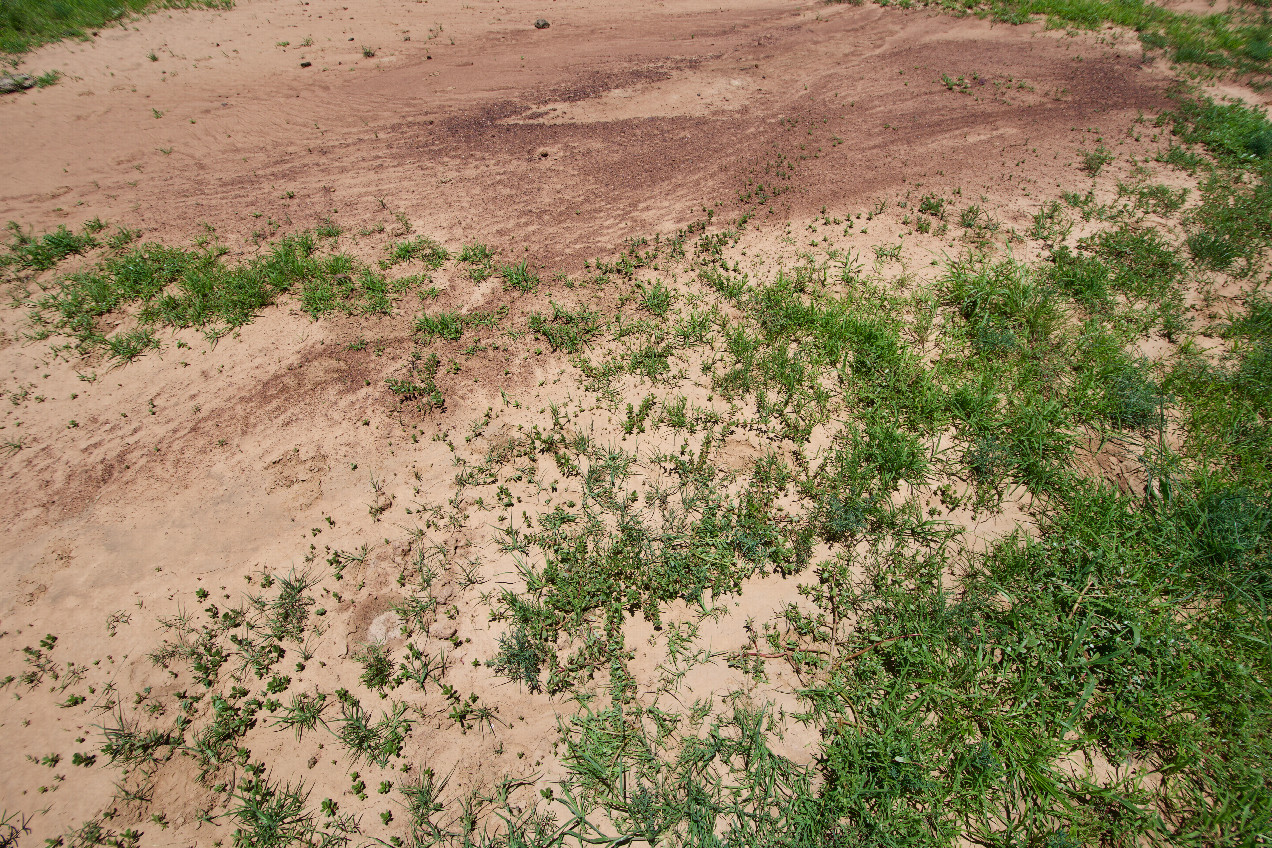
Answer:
[
  {"xmin": 458, "ymin": 242, "xmax": 493, "ymax": 262},
  {"xmin": 1169, "ymin": 97, "xmax": 1272, "ymax": 164},
  {"xmin": 918, "ymin": 193, "xmax": 947, "ymax": 217},
  {"xmin": 637, "ymin": 279, "xmax": 673, "ymax": 316},
  {"xmin": 711, "ymin": 267, "xmax": 938, "ymax": 439},
  {"xmin": 489, "ymin": 624, "xmax": 544, "ymax": 693},
  {"xmin": 1045, "ymin": 245, "xmax": 1112, "ymax": 310},
  {"xmin": 490, "ymin": 421, "xmax": 808, "ymax": 694},
  {"xmin": 1080, "ymin": 144, "xmax": 1115, "ymax": 176},
  {"xmin": 528, "ymin": 302, "xmax": 601, "ymax": 353},
  {"xmin": 9, "ymin": 225, "xmax": 406, "ymax": 359},
  {"xmin": 415, "ymin": 310, "xmax": 465, "ymax": 342},
  {"xmin": 384, "ymin": 236, "xmax": 449, "ymax": 269},
  {"xmin": 271, "ymin": 693, "xmax": 328, "ymax": 740},
  {"xmin": 332, "ymin": 699, "xmax": 411, "ymax": 766},
  {"xmin": 1082, "ymin": 225, "xmax": 1185, "ymax": 303},
  {"xmin": 104, "ymin": 328, "xmax": 159, "ymax": 362},
  {"xmin": 501, "ymin": 260, "xmax": 539, "ymax": 292},
  {"xmin": 387, "ymin": 351, "xmax": 444, "ymax": 411},
  {"xmin": 355, "ymin": 643, "xmax": 396, "ymax": 692},
  {"xmin": 227, "ymin": 773, "xmax": 315, "ymax": 848},
  {"xmin": 315, "ymin": 218, "xmax": 341, "ymax": 239},
  {"xmin": 1032, "ymin": 202, "xmax": 1073, "ymax": 245},
  {"xmin": 458, "ymin": 242, "xmax": 496, "ymax": 282},
  {"xmin": 1167, "ymin": 97, "xmax": 1272, "ymax": 278},
  {"xmin": 2, "ymin": 218, "xmax": 103, "ymax": 271}
]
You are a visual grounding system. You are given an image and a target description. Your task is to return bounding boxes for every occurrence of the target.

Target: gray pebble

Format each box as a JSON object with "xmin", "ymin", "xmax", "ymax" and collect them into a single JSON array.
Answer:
[{"xmin": 0, "ymin": 74, "xmax": 35, "ymax": 94}]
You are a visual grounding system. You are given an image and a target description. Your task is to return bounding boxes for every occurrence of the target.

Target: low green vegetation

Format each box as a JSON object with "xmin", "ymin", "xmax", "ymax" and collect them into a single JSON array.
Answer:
[
  {"xmin": 385, "ymin": 236, "xmax": 450, "ymax": 270},
  {"xmin": 0, "ymin": 0, "xmax": 232, "ymax": 54},
  {"xmin": 2, "ymin": 224, "xmax": 450, "ymax": 361},
  {"xmin": 864, "ymin": 0, "xmax": 1272, "ymax": 79},
  {"xmin": 2, "ymin": 35, "xmax": 1270, "ymax": 848}
]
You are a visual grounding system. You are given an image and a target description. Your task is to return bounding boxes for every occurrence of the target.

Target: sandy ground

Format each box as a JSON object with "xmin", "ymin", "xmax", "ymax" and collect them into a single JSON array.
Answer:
[{"xmin": 0, "ymin": 0, "xmax": 1247, "ymax": 842}]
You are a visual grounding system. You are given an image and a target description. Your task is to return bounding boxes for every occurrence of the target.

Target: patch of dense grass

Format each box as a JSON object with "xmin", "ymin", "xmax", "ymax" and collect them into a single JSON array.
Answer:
[
  {"xmin": 711, "ymin": 260, "xmax": 942, "ymax": 440},
  {"xmin": 384, "ymin": 236, "xmax": 450, "ymax": 270},
  {"xmin": 501, "ymin": 259, "xmax": 540, "ymax": 293},
  {"xmin": 1166, "ymin": 98, "xmax": 1272, "ymax": 277},
  {"xmin": 1, "ymin": 219, "xmax": 109, "ymax": 270},
  {"xmin": 1170, "ymin": 295, "xmax": 1272, "ymax": 487},
  {"xmin": 547, "ymin": 478, "xmax": 1269, "ymax": 845},
  {"xmin": 528, "ymin": 301, "xmax": 602, "ymax": 353},
  {"xmin": 789, "ymin": 476, "xmax": 1268, "ymax": 845},
  {"xmin": 414, "ymin": 306, "xmax": 505, "ymax": 342},
  {"xmin": 529, "ymin": 141, "xmax": 1269, "ymax": 843},
  {"xmin": 3, "ymin": 224, "xmax": 440, "ymax": 360},
  {"xmin": 0, "ymin": 0, "xmax": 232, "ymax": 54}
]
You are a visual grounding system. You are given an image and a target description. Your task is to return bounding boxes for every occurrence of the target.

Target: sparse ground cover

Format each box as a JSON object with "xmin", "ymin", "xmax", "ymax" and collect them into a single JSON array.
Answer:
[{"xmin": 1, "ymin": 0, "xmax": 1270, "ymax": 846}]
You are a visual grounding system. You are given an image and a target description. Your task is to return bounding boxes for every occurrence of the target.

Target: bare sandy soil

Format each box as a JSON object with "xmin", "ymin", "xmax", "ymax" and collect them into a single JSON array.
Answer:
[{"xmin": 0, "ymin": 0, "xmax": 1245, "ymax": 842}]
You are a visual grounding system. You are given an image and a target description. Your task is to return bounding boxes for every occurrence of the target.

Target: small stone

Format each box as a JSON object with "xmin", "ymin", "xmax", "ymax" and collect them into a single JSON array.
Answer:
[
  {"xmin": 534, "ymin": 18, "xmax": 550, "ymax": 29},
  {"xmin": 0, "ymin": 74, "xmax": 35, "ymax": 94},
  {"xmin": 307, "ymin": 755, "xmax": 319, "ymax": 769},
  {"xmin": 367, "ymin": 611, "xmax": 403, "ymax": 644},
  {"xmin": 300, "ymin": 61, "xmax": 312, "ymax": 68}
]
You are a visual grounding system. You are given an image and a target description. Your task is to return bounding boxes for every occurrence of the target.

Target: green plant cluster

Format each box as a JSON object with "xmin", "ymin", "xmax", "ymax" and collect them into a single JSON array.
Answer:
[{"xmin": 3, "ymin": 225, "xmax": 448, "ymax": 361}]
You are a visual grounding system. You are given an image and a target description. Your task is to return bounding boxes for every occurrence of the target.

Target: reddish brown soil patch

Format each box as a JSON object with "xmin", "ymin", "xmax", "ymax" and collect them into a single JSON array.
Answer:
[{"xmin": 3, "ymin": 0, "xmax": 1171, "ymax": 260}]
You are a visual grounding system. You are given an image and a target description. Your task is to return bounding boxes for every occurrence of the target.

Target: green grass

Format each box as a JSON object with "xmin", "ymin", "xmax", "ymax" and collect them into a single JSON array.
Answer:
[
  {"xmin": 3, "ymin": 225, "xmax": 424, "ymax": 359},
  {"xmin": 387, "ymin": 351, "xmax": 445, "ymax": 411},
  {"xmin": 2, "ymin": 218, "xmax": 107, "ymax": 271},
  {"xmin": 528, "ymin": 301, "xmax": 601, "ymax": 353},
  {"xmin": 271, "ymin": 693, "xmax": 327, "ymax": 741},
  {"xmin": 458, "ymin": 242, "xmax": 496, "ymax": 283},
  {"xmin": 0, "ymin": 0, "xmax": 232, "ymax": 54},
  {"xmin": 890, "ymin": 0, "xmax": 1272, "ymax": 78},
  {"xmin": 384, "ymin": 236, "xmax": 450, "ymax": 270},
  {"xmin": 518, "ymin": 113, "xmax": 1271, "ymax": 839},
  {"xmin": 489, "ymin": 428, "xmax": 805, "ymax": 694},
  {"xmin": 1080, "ymin": 143, "xmax": 1115, "ymax": 175},
  {"xmin": 6, "ymin": 75, "xmax": 1272, "ymax": 848},
  {"xmin": 414, "ymin": 310, "xmax": 466, "ymax": 342},
  {"xmin": 1167, "ymin": 98, "xmax": 1272, "ymax": 279},
  {"xmin": 355, "ymin": 642, "xmax": 396, "ymax": 692},
  {"xmin": 227, "ymin": 773, "xmax": 315, "ymax": 848},
  {"xmin": 710, "ymin": 261, "xmax": 940, "ymax": 439},
  {"xmin": 501, "ymin": 259, "xmax": 540, "ymax": 293}
]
